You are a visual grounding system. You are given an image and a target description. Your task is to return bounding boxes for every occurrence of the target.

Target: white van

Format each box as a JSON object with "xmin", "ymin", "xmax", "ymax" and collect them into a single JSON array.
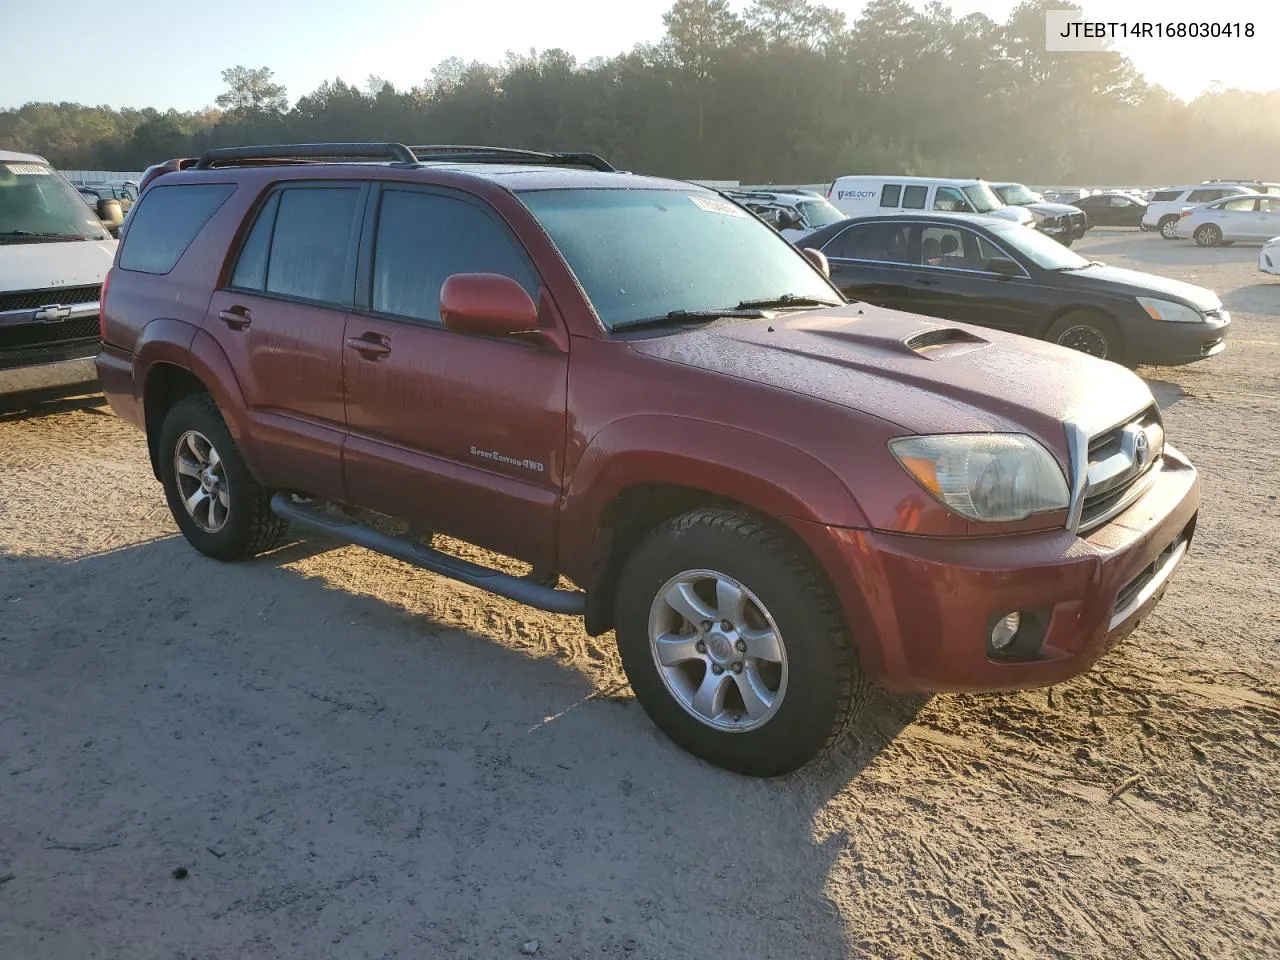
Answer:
[
  {"xmin": 0, "ymin": 150, "xmax": 119, "ymax": 399},
  {"xmin": 827, "ymin": 176, "xmax": 1034, "ymax": 227}
]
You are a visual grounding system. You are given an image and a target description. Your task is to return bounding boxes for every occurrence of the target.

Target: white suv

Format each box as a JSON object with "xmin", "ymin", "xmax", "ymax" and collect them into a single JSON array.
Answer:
[{"xmin": 1143, "ymin": 184, "xmax": 1258, "ymax": 239}]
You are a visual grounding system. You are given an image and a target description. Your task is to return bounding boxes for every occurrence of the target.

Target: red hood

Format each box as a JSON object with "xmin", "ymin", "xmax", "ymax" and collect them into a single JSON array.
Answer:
[{"xmin": 626, "ymin": 303, "xmax": 1156, "ymax": 461}]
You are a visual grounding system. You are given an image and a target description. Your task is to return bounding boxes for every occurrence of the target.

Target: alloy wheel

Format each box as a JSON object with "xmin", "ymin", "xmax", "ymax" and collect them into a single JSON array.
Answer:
[{"xmin": 173, "ymin": 429, "xmax": 231, "ymax": 533}]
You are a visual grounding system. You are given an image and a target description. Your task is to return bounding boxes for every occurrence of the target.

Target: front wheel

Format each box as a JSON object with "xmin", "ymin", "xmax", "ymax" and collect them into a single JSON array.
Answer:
[
  {"xmin": 1045, "ymin": 310, "xmax": 1123, "ymax": 364},
  {"xmin": 614, "ymin": 508, "xmax": 868, "ymax": 777},
  {"xmin": 158, "ymin": 394, "xmax": 287, "ymax": 561}
]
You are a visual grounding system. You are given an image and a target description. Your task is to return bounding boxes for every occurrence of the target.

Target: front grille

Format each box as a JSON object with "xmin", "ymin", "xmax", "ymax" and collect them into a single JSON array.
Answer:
[
  {"xmin": 0, "ymin": 284, "xmax": 101, "ymax": 313},
  {"xmin": 0, "ymin": 316, "xmax": 100, "ymax": 352},
  {"xmin": 1079, "ymin": 405, "xmax": 1163, "ymax": 531}
]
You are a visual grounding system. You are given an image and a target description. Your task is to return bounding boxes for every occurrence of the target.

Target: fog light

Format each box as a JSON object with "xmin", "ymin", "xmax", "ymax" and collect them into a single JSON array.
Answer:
[{"xmin": 991, "ymin": 612, "xmax": 1021, "ymax": 650}]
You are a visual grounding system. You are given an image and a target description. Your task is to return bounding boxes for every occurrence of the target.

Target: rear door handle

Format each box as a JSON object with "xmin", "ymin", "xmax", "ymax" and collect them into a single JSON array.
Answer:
[
  {"xmin": 217, "ymin": 306, "xmax": 252, "ymax": 330},
  {"xmin": 346, "ymin": 334, "xmax": 391, "ymax": 359},
  {"xmin": 913, "ymin": 274, "xmax": 940, "ymax": 287}
]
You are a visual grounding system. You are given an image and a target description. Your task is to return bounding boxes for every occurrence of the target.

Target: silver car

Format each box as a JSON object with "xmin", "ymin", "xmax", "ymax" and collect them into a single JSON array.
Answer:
[{"xmin": 1174, "ymin": 194, "xmax": 1280, "ymax": 246}]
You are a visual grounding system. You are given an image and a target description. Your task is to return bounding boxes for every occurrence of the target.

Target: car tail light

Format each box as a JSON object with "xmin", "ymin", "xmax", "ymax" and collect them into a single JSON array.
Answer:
[{"xmin": 98, "ymin": 268, "xmax": 113, "ymax": 342}]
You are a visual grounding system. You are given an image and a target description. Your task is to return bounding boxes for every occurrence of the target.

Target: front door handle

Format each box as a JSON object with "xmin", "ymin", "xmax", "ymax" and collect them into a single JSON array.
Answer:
[
  {"xmin": 218, "ymin": 306, "xmax": 253, "ymax": 330},
  {"xmin": 914, "ymin": 275, "xmax": 940, "ymax": 287},
  {"xmin": 346, "ymin": 334, "xmax": 391, "ymax": 359}
]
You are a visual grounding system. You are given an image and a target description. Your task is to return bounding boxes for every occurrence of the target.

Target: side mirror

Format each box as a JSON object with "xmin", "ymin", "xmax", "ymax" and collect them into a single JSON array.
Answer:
[
  {"xmin": 985, "ymin": 258, "xmax": 1020, "ymax": 277},
  {"xmin": 96, "ymin": 198, "xmax": 124, "ymax": 229},
  {"xmin": 801, "ymin": 247, "xmax": 830, "ymax": 278},
  {"xmin": 440, "ymin": 273, "xmax": 540, "ymax": 338}
]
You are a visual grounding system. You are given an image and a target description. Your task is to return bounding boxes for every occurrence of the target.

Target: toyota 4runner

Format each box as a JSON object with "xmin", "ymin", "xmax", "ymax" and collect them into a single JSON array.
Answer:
[{"xmin": 96, "ymin": 142, "xmax": 1200, "ymax": 776}]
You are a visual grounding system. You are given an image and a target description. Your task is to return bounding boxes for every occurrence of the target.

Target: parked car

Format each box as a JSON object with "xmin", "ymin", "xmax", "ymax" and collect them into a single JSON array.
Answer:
[
  {"xmin": 1142, "ymin": 184, "xmax": 1259, "ymax": 238},
  {"xmin": 1200, "ymin": 179, "xmax": 1280, "ymax": 196},
  {"xmin": 1174, "ymin": 195, "xmax": 1280, "ymax": 246},
  {"xmin": 802, "ymin": 212, "xmax": 1230, "ymax": 366},
  {"xmin": 1071, "ymin": 192, "xmax": 1149, "ymax": 228},
  {"xmin": 827, "ymin": 175, "xmax": 1035, "ymax": 227},
  {"xmin": 722, "ymin": 189, "xmax": 847, "ymax": 242},
  {"xmin": 1261, "ymin": 236, "xmax": 1280, "ymax": 277},
  {"xmin": 98, "ymin": 141, "xmax": 1200, "ymax": 777},
  {"xmin": 0, "ymin": 149, "xmax": 120, "ymax": 401},
  {"xmin": 989, "ymin": 182, "xmax": 1088, "ymax": 245}
]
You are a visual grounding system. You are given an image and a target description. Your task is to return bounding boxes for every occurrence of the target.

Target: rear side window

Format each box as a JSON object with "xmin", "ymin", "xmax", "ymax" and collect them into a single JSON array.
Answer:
[
  {"xmin": 371, "ymin": 190, "xmax": 538, "ymax": 323},
  {"xmin": 1151, "ymin": 190, "xmax": 1181, "ymax": 202},
  {"xmin": 880, "ymin": 184, "xmax": 902, "ymax": 207},
  {"xmin": 824, "ymin": 221, "xmax": 911, "ymax": 262},
  {"xmin": 229, "ymin": 185, "xmax": 363, "ymax": 305},
  {"xmin": 1187, "ymin": 189, "xmax": 1226, "ymax": 203},
  {"xmin": 902, "ymin": 185, "xmax": 927, "ymax": 209},
  {"xmin": 119, "ymin": 184, "xmax": 235, "ymax": 274}
]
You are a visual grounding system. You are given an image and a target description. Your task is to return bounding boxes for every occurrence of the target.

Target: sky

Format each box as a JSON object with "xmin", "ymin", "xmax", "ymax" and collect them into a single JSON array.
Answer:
[{"xmin": 1, "ymin": 0, "xmax": 1275, "ymax": 111}]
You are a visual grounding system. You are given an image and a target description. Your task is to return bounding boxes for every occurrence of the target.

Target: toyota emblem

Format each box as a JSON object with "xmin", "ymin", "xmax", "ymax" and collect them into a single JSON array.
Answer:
[{"xmin": 1134, "ymin": 431, "xmax": 1150, "ymax": 468}]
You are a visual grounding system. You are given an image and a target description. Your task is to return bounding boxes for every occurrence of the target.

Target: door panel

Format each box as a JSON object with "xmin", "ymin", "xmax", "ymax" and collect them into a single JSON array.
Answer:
[
  {"xmin": 341, "ymin": 185, "xmax": 569, "ymax": 569},
  {"xmin": 203, "ymin": 182, "xmax": 366, "ymax": 500},
  {"xmin": 828, "ymin": 260, "xmax": 912, "ymax": 310}
]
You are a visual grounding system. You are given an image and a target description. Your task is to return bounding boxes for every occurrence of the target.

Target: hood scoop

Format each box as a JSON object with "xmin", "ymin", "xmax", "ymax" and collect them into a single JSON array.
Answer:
[{"xmin": 903, "ymin": 326, "xmax": 989, "ymax": 359}]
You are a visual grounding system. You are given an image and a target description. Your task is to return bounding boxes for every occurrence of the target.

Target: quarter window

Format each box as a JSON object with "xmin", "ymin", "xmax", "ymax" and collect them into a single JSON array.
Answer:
[
  {"xmin": 1150, "ymin": 190, "xmax": 1181, "ymax": 202},
  {"xmin": 880, "ymin": 184, "xmax": 902, "ymax": 207},
  {"xmin": 371, "ymin": 190, "xmax": 538, "ymax": 323},
  {"xmin": 119, "ymin": 184, "xmax": 235, "ymax": 275}
]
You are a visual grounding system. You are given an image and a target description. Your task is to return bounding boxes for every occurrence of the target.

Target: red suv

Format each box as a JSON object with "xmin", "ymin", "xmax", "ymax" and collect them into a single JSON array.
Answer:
[{"xmin": 96, "ymin": 143, "xmax": 1200, "ymax": 776}]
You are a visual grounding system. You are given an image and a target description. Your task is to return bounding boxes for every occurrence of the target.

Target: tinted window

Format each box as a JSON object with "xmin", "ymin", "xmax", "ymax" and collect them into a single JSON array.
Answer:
[
  {"xmin": 1187, "ymin": 189, "xmax": 1224, "ymax": 203},
  {"xmin": 933, "ymin": 186, "xmax": 968, "ymax": 212},
  {"xmin": 1151, "ymin": 190, "xmax": 1181, "ymax": 202},
  {"xmin": 902, "ymin": 185, "xmax": 927, "ymax": 209},
  {"xmin": 119, "ymin": 184, "xmax": 235, "ymax": 274},
  {"xmin": 372, "ymin": 190, "xmax": 537, "ymax": 323},
  {"xmin": 825, "ymin": 221, "xmax": 911, "ymax": 262},
  {"xmin": 880, "ymin": 184, "xmax": 902, "ymax": 207},
  {"xmin": 264, "ymin": 186, "xmax": 362, "ymax": 305},
  {"xmin": 230, "ymin": 192, "xmax": 280, "ymax": 290},
  {"xmin": 517, "ymin": 188, "xmax": 839, "ymax": 331}
]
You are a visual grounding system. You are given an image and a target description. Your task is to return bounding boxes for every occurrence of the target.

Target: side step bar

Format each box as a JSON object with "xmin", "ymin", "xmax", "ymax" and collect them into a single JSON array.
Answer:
[{"xmin": 270, "ymin": 493, "xmax": 586, "ymax": 616}]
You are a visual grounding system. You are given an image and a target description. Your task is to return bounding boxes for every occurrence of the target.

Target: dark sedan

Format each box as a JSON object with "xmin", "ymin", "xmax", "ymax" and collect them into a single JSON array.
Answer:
[
  {"xmin": 801, "ymin": 213, "xmax": 1230, "ymax": 366},
  {"xmin": 1071, "ymin": 192, "xmax": 1148, "ymax": 228}
]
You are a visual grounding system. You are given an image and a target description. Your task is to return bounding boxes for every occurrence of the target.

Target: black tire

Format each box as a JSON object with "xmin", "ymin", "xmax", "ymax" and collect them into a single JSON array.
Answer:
[
  {"xmin": 158, "ymin": 394, "xmax": 287, "ymax": 561},
  {"xmin": 1158, "ymin": 216, "xmax": 1180, "ymax": 239},
  {"xmin": 1194, "ymin": 224, "xmax": 1222, "ymax": 247},
  {"xmin": 1045, "ymin": 309, "xmax": 1124, "ymax": 364},
  {"xmin": 614, "ymin": 507, "xmax": 869, "ymax": 777}
]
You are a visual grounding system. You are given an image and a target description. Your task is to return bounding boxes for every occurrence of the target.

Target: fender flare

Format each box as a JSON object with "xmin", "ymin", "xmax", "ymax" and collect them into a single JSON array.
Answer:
[{"xmin": 559, "ymin": 413, "xmax": 868, "ymax": 588}]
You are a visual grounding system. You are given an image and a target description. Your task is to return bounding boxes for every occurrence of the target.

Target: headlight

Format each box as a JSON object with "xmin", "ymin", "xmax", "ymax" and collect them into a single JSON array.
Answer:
[
  {"xmin": 890, "ymin": 434, "xmax": 1070, "ymax": 522},
  {"xmin": 1136, "ymin": 297, "xmax": 1205, "ymax": 324}
]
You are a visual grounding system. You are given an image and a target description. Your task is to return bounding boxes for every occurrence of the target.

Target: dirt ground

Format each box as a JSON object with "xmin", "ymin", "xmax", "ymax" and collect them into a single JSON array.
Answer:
[{"xmin": 1, "ymin": 229, "xmax": 1277, "ymax": 960}]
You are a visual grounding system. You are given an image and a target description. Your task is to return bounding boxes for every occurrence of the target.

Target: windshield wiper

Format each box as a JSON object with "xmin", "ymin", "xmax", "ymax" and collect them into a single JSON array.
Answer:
[
  {"xmin": 0, "ymin": 231, "xmax": 94, "ymax": 243},
  {"xmin": 734, "ymin": 294, "xmax": 841, "ymax": 309}
]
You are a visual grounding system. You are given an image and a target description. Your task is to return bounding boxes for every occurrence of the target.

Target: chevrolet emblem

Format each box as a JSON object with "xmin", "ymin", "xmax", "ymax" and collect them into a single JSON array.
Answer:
[{"xmin": 33, "ymin": 304, "xmax": 73, "ymax": 322}]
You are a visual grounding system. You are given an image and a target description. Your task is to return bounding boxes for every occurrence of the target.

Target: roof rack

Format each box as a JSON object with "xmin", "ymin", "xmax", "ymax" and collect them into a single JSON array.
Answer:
[
  {"xmin": 194, "ymin": 142, "xmax": 418, "ymax": 169},
  {"xmin": 409, "ymin": 144, "xmax": 616, "ymax": 172}
]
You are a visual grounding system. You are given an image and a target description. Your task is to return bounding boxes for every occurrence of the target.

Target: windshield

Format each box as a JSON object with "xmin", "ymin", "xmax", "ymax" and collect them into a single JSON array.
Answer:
[
  {"xmin": 994, "ymin": 184, "xmax": 1042, "ymax": 205},
  {"xmin": 991, "ymin": 222, "xmax": 1090, "ymax": 270},
  {"xmin": 517, "ymin": 188, "xmax": 839, "ymax": 330},
  {"xmin": 798, "ymin": 199, "xmax": 846, "ymax": 228},
  {"xmin": 0, "ymin": 160, "xmax": 109, "ymax": 241},
  {"xmin": 963, "ymin": 183, "xmax": 1003, "ymax": 213}
]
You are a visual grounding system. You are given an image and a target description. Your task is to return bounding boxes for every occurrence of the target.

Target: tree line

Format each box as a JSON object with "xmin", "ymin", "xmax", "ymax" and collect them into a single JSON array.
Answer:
[{"xmin": 2, "ymin": 0, "xmax": 1276, "ymax": 186}]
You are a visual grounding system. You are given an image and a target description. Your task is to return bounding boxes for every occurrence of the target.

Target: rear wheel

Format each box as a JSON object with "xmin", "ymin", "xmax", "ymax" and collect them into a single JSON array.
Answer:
[
  {"xmin": 1159, "ymin": 216, "xmax": 1180, "ymax": 239},
  {"xmin": 1194, "ymin": 224, "xmax": 1222, "ymax": 247},
  {"xmin": 1045, "ymin": 310, "xmax": 1123, "ymax": 364},
  {"xmin": 614, "ymin": 508, "xmax": 868, "ymax": 777},
  {"xmin": 158, "ymin": 394, "xmax": 287, "ymax": 561}
]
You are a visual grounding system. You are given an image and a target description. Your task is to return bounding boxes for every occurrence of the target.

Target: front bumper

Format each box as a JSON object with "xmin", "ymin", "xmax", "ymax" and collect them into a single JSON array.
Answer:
[
  {"xmin": 1123, "ymin": 309, "xmax": 1230, "ymax": 365},
  {"xmin": 792, "ymin": 447, "xmax": 1200, "ymax": 693},
  {"xmin": 0, "ymin": 353, "xmax": 99, "ymax": 399}
]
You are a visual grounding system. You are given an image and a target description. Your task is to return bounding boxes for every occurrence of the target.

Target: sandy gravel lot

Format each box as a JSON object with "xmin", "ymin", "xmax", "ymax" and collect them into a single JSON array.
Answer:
[{"xmin": 1, "ymin": 229, "xmax": 1277, "ymax": 959}]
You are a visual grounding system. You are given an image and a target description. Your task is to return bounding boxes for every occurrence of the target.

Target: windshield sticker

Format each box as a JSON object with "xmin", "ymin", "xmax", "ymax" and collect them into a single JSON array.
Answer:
[
  {"xmin": 2, "ymin": 164, "xmax": 49, "ymax": 176},
  {"xmin": 690, "ymin": 195, "xmax": 748, "ymax": 217}
]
